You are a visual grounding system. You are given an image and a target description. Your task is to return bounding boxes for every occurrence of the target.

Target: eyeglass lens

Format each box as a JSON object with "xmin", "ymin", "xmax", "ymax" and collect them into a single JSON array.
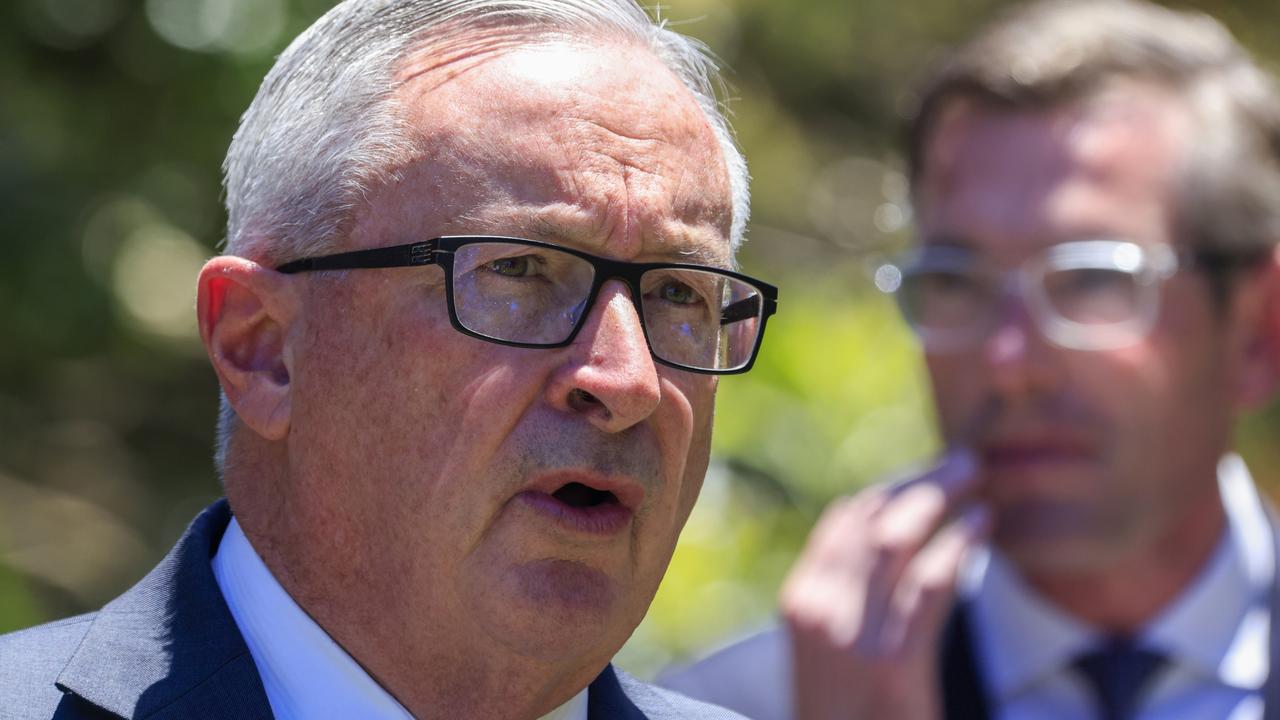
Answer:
[
  {"xmin": 897, "ymin": 243, "xmax": 1162, "ymax": 350},
  {"xmin": 450, "ymin": 241, "xmax": 764, "ymax": 371},
  {"xmin": 1041, "ymin": 267, "xmax": 1147, "ymax": 325}
]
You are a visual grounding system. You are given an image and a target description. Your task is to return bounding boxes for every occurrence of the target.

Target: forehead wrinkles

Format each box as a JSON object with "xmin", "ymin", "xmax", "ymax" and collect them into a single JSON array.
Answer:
[
  {"xmin": 552, "ymin": 94, "xmax": 729, "ymax": 256},
  {"xmin": 398, "ymin": 38, "xmax": 727, "ymax": 246}
]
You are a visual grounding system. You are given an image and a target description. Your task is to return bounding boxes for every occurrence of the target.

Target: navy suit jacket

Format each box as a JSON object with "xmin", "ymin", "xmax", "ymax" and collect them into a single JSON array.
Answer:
[{"xmin": 0, "ymin": 500, "xmax": 743, "ymax": 719}]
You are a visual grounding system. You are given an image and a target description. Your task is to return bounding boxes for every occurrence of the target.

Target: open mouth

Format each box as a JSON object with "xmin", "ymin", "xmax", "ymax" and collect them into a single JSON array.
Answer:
[
  {"xmin": 552, "ymin": 482, "xmax": 620, "ymax": 509},
  {"xmin": 516, "ymin": 475, "xmax": 638, "ymax": 536}
]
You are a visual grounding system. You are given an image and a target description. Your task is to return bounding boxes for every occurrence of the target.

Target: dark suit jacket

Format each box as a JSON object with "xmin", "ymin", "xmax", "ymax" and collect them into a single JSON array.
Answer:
[{"xmin": 0, "ymin": 500, "xmax": 743, "ymax": 719}]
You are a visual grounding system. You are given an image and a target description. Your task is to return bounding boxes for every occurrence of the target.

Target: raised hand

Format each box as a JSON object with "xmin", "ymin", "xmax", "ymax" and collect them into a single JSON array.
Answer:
[{"xmin": 780, "ymin": 449, "xmax": 991, "ymax": 720}]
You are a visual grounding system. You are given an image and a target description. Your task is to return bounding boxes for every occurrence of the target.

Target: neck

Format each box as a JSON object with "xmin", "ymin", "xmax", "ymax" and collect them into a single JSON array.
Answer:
[
  {"xmin": 242, "ymin": 512, "xmax": 600, "ymax": 719},
  {"xmin": 225, "ymin": 445, "xmax": 601, "ymax": 720},
  {"xmin": 1020, "ymin": 482, "xmax": 1227, "ymax": 634},
  {"xmin": 331, "ymin": 625, "xmax": 595, "ymax": 720}
]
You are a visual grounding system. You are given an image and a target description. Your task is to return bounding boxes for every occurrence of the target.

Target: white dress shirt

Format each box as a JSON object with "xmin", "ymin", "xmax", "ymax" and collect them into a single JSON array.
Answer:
[
  {"xmin": 656, "ymin": 455, "xmax": 1273, "ymax": 720},
  {"xmin": 968, "ymin": 454, "xmax": 1272, "ymax": 720},
  {"xmin": 212, "ymin": 517, "xmax": 589, "ymax": 720}
]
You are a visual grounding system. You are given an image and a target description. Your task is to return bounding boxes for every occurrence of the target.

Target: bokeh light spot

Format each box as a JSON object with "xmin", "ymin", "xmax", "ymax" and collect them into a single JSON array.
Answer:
[
  {"xmin": 111, "ymin": 222, "xmax": 207, "ymax": 341},
  {"xmin": 145, "ymin": 0, "xmax": 287, "ymax": 56}
]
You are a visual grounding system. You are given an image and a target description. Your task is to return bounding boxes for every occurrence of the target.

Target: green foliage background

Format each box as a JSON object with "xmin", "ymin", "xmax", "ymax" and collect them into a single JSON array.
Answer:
[{"xmin": 2, "ymin": 0, "xmax": 1278, "ymax": 679}]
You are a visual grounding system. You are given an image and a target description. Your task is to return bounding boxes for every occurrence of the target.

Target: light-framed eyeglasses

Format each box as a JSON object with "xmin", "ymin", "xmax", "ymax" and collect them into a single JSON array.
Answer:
[
  {"xmin": 277, "ymin": 235, "xmax": 779, "ymax": 374},
  {"xmin": 874, "ymin": 239, "xmax": 1188, "ymax": 352}
]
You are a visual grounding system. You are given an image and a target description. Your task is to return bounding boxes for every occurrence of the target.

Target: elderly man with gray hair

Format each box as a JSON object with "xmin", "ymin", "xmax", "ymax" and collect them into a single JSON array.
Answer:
[
  {"xmin": 0, "ymin": 1, "xmax": 776, "ymax": 718},
  {"xmin": 663, "ymin": 1, "xmax": 1280, "ymax": 719}
]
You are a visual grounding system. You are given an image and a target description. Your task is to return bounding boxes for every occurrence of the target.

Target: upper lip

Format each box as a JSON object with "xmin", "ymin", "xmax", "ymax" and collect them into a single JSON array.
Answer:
[
  {"xmin": 978, "ymin": 431, "xmax": 1097, "ymax": 459},
  {"xmin": 522, "ymin": 469, "xmax": 646, "ymax": 511}
]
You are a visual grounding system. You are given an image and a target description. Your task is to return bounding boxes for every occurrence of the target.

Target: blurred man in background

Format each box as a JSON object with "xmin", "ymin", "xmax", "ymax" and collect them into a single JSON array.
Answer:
[
  {"xmin": 662, "ymin": 1, "xmax": 1280, "ymax": 718},
  {"xmin": 0, "ymin": 0, "xmax": 777, "ymax": 718}
]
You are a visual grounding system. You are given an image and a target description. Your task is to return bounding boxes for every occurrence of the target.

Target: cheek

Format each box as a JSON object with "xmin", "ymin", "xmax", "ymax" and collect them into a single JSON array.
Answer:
[
  {"xmin": 1115, "ymin": 325, "xmax": 1232, "ymax": 452},
  {"xmin": 683, "ymin": 374, "xmax": 717, "ymax": 437},
  {"xmin": 1097, "ymin": 285, "xmax": 1228, "ymax": 425},
  {"xmin": 657, "ymin": 373, "xmax": 716, "ymax": 515},
  {"xmin": 432, "ymin": 357, "xmax": 549, "ymax": 487},
  {"xmin": 288, "ymin": 283, "xmax": 483, "ymax": 506},
  {"xmin": 924, "ymin": 355, "xmax": 976, "ymax": 431}
]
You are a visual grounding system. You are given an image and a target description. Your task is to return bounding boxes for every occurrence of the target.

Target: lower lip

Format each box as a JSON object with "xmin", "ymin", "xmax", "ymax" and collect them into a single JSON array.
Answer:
[
  {"xmin": 514, "ymin": 491, "xmax": 634, "ymax": 536},
  {"xmin": 983, "ymin": 448, "xmax": 1093, "ymax": 471}
]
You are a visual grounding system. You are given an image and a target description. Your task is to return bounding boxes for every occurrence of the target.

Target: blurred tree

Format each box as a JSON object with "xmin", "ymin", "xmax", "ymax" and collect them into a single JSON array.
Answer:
[{"xmin": 1, "ymin": 0, "xmax": 1277, "ymax": 680}]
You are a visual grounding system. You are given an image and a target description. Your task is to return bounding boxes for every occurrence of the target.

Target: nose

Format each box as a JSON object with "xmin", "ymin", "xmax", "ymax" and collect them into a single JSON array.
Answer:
[
  {"xmin": 545, "ymin": 279, "xmax": 662, "ymax": 432},
  {"xmin": 982, "ymin": 293, "xmax": 1061, "ymax": 399}
]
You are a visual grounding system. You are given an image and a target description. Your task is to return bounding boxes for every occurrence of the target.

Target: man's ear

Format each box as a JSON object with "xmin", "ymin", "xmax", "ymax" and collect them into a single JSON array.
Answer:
[
  {"xmin": 197, "ymin": 255, "xmax": 300, "ymax": 441},
  {"xmin": 1232, "ymin": 249, "xmax": 1280, "ymax": 411}
]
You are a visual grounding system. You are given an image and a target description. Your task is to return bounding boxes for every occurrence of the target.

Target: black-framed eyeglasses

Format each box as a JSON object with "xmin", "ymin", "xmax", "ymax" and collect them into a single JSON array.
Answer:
[{"xmin": 277, "ymin": 236, "xmax": 779, "ymax": 374}]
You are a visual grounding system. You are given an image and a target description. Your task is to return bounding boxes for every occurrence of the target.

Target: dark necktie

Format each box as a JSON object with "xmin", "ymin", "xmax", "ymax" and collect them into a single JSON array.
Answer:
[{"xmin": 1072, "ymin": 637, "xmax": 1168, "ymax": 720}]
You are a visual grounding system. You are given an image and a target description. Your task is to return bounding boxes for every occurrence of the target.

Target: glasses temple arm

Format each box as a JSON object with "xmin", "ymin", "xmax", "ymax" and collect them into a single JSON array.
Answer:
[
  {"xmin": 276, "ymin": 243, "xmax": 435, "ymax": 274},
  {"xmin": 721, "ymin": 294, "xmax": 761, "ymax": 326}
]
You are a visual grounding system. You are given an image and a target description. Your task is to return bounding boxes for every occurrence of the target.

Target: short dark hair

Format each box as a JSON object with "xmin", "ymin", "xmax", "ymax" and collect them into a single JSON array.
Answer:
[{"xmin": 905, "ymin": 0, "xmax": 1280, "ymax": 266}]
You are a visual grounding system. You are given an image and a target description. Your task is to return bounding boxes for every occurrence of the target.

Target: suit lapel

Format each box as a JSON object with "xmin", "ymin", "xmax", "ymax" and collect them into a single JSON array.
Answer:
[
  {"xmin": 586, "ymin": 664, "xmax": 649, "ymax": 720},
  {"xmin": 53, "ymin": 500, "xmax": 272, "ymax": 719},
  {"xmin": 940, "ymin": 600, "xmax": 992, "ymax": 720}
]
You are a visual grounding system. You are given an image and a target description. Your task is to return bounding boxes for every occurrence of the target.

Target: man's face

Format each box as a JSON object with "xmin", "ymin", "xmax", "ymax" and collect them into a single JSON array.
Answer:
[
  {"xmin": 279, "ymin": 39, "xmax": 731, "ymax": 671},
  {"xmin": 916, "ymin": 83, "xmax": 1255, "ymax": 574}
]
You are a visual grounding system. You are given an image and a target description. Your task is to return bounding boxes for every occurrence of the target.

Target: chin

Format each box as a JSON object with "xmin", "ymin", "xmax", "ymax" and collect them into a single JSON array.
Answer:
[
  {"xmin": 998, "ymin": 534, "xmax": 1111, "ymax": 574},
  {"xmin": 479, "ymin": 559, "xmax": 635, "ymax": 662},
  {"xmin": 992, "ymin": 503, "xmax": 1125, "ymax": 574}
]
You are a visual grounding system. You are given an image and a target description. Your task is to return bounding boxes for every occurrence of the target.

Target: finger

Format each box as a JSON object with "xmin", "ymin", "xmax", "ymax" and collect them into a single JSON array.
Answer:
[
  {"xmin": 781, "ymin": 491, "xmax": 891, "ymax": 643},
  {"xmin": 783, "ymin": 450, "xmax": 981, "ymax": 651},
  {"xmin": 894, "ymin": 503, "xmax": 992, "ymax": 658},
  {"xmin": 811, "ymin": 488, "xmax": 891, "ymax": 557},
  {"xmin": 884, "ymin": 445, "xmax": 981, "ymax": 505},
  {"xmin": 871, "ymin": 447, "xmax": 981, "ymax": 574},
  {"xmin": 855, "ymin": 450, "xmax": 980, "ymax": 644},
  {"xmin": 787, "ymin": 489, "xmax": 886, "ymax": 581}
]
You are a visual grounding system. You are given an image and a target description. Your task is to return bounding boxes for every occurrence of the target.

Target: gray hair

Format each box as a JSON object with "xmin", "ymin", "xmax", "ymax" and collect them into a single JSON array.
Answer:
[
  {"xmin": 905, "ymin": 0, "xmax": 1280, "ymax": 260},
  {"xmin": 223, "ymin": 0, "xmax": 749, "ymax": 263},
  {"xmin": 215, "ymin": 0, "xmax": 750, "ymax": 475}
]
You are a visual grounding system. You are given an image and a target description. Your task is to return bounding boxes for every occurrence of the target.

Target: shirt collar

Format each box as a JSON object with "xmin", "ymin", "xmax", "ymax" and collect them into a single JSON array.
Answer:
[
  {"xmin": 966, "ymin": 454, "xmax": 1273, "ymax": 702},
  {"xmin": 965, "ymin": 546, "xmax": 1097, "ymax": 699},
  {"xmin": 212, "ymin": 517, "xmax": 589, "ymax": 720},
  {"xmin": 1146, "ymin": 454, "xmax": 1272, "ymax": 688}
]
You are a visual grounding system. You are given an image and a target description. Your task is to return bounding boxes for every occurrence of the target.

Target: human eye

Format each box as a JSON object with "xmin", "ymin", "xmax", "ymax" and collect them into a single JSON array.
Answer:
[
  {"xmin": 898, "ymin": 266, "xmax": 992, "ymax": 331},
  {"xmin": 459, "ymin": 246, "xmax": 571, "ymax": 289},
  {"xmin": 1043, "ymin": 267, "xmax": 1137, "ymax": 305},
  {"xmin": 644, "ymin": 271, "xmax": 716, "ymax": 310},
  {"xmin": 1044, "ymin": 268, "xmax": 1140, "ymax": 324},
  {"xmin": 657, "ymin": 279, "xmax": 701, "ymax": 305},
  {"xmin": 915, "ymin": 269, "xmax": 983, "ymax": 297},
  {"xmin": 905, "ymin": 248, "xmax": 983, "ymax": 293},
  {"xmin": 484, "ymin": 254, "xmax": 538, "ymax": 278},
  {"xmin": 1060, "ymin": 268, "xmax": 1129, "ymax": 292}
]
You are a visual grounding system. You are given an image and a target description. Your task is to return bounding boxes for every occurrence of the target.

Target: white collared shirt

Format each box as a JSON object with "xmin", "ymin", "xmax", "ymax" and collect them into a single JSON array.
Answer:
[
  {"xmin": 656, "ymin": 455, "xmax": 1273, "ymax": 720},
  {"xmin": 212, "ymin": 517, "xmax": 589, "ymax": 720},
  {"xmin": 966, "ymin": 454, "xmax": 1272, "ymax": 720}
]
